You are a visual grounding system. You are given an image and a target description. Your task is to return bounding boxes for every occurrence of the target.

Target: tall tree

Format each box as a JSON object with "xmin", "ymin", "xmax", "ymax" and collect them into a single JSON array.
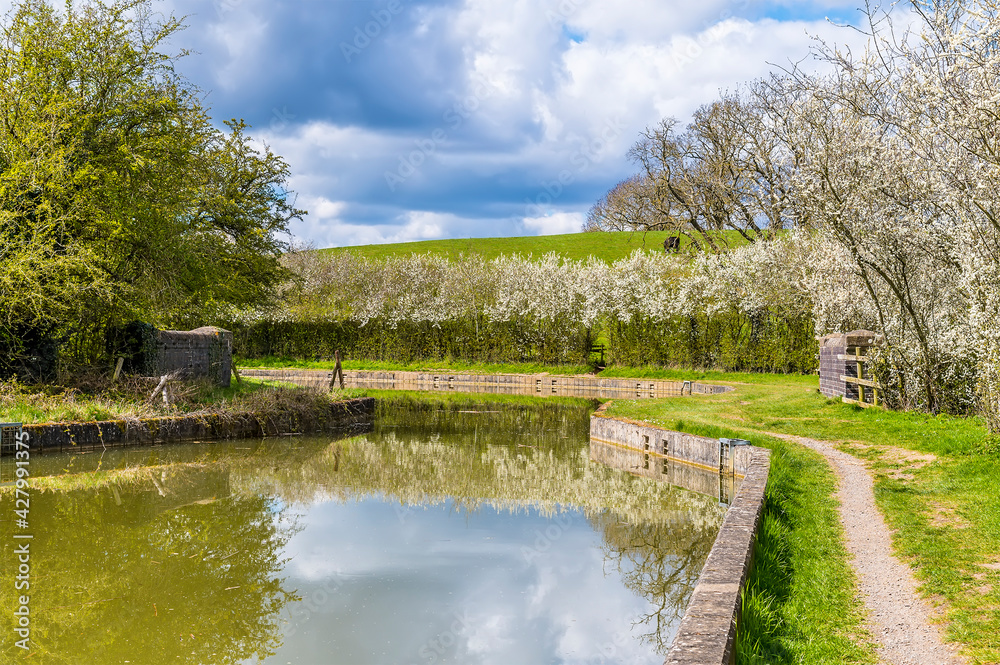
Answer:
[
  {"xmin": 621, "ymin": 91, "xmax": 799, "ymax": 251},
  {"xmin": 0, "ymin": 0, "xmax": 303, "ymax": 370}
]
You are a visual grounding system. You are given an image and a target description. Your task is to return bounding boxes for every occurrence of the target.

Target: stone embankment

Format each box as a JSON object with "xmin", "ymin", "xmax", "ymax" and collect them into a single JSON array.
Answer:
[
  {"xmin": 242, "ymin": 368, "xmax": 732, "ymax": 399},
  {"xmin": 590, "ymin": 410, "xmax": 770, "ymax": 665},
  {"xmin": 11, "ymin": 398, "xmax": 374, "ymax": 454}
]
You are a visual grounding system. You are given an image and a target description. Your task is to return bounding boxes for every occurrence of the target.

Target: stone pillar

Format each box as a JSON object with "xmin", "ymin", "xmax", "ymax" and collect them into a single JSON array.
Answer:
[
  {"xmin": 818, "ymin": 330, "xmax": 881, "ymax": 401},
  {"xmin": 819, "ymin": 333, "xmax": 847, "ymax": 398}
]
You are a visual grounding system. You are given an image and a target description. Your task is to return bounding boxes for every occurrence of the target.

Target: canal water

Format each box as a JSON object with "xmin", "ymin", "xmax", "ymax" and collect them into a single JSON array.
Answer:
[{"xmin": 0, "ymin": 399, "xmax": 726, "ymax": 664}]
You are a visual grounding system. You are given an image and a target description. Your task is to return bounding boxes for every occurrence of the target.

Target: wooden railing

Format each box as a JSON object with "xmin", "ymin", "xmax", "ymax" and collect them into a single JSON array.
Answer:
[{"xmin": 839, "ymin": 347, "xmax": 881, "ymax": 407}]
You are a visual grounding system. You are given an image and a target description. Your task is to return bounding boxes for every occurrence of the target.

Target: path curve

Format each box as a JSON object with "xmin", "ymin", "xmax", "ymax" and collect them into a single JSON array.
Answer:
[{"xmin": 767, "ymin": 432, "xmax": 967, "ymax": 665}]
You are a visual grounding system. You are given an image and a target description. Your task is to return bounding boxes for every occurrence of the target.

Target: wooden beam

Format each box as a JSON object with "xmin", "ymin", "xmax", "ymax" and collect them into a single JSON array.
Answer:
[
  {"xmin": 837, "ymin": 354, "xmax": 871, "ymax": 362},
  {"xmin": 841, "ymin": 375, "xmax": 880, "ymax": 389}
]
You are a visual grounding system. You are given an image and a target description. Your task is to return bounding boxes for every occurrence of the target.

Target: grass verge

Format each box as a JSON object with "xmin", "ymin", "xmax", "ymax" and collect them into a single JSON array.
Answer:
[
  {"xmin": 602, "ymin": 371, "xmax": 996, "ymax": 664},
  {"xmin": 0, "ymin": 376, "xmax": 364, "ymax": 424}
]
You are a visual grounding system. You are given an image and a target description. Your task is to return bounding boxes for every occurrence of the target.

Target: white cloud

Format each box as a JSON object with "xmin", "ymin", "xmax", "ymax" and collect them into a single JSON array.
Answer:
[
  {"xmin": 20, "ymin": 0, "xmax": 882, "ymax": 248},
  {"xmin": 523, "ymin": 212, "xmax": 585, "ymax": 236}
]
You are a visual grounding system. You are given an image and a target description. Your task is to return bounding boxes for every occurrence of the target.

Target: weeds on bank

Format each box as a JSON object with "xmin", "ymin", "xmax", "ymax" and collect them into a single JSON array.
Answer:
[{"xmin": 0, "ymin": 376, "xmax": 362, "ymax": 424}]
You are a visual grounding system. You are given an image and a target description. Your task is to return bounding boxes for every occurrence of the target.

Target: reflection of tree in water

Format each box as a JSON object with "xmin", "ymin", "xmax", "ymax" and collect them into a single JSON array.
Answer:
[
  {"xmin": 236, "ymin": 401, "xmax": 726, "ymax": 529},
  {"xmin": 3, "ymin": 399, "xmax": 724, "ymax": 663},
  {"xmin": 0, "ymin": 466, "xmax": 299, "ymax": 664},
  {"xmin": 590, "ymin": 508, "xmax": 718, "ymax": 655}
]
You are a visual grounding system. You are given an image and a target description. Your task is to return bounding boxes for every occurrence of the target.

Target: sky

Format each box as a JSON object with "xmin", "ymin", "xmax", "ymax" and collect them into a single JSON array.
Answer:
[{"xmin": 7, "ymin": 0, "xmax": 875, "ymax": 248}]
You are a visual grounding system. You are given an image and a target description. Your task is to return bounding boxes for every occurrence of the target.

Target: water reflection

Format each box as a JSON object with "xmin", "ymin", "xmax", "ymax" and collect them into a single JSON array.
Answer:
[
  {"xmin": 0, "ymin": 467, "xmax": 298, "ymax": 664},
  {"xmin": 0, "ymin": 400, "xmax": 725, "ymax": 664}
]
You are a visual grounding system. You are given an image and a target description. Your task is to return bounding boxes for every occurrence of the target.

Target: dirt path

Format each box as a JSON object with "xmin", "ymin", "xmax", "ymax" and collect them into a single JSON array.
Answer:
[{"xmin": 767, "ymin": 432, "xmax": 968, "ymax": 665}]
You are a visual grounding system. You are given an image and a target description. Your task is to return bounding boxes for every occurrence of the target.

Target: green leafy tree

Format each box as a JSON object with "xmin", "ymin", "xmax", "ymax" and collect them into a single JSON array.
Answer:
[{"xmin": 0, "ymin": 0, "xmax": 303, "ymax": 370}]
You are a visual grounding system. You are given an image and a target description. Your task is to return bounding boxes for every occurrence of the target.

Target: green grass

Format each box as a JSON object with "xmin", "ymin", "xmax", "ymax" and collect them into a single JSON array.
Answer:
[
  {"xmin": 238, "ymin": 356, "xmax": 596, "ymax": 376},
  {"xmin": 837, "ymin": 444, "xmax": 1000, "ymax": 664},
  {"xmin": 600, "ymin": 371, "xmax": 996, "ymax": 664},
  {"xmin": 598, "ymin": 365, "xmax": 819, "ymax": 386},
  {"xmin": 0, "ymin": 376, "xmax": 363, "ymax": 424},
  {"xmin": 735, "ymin": 433, "xmax": 876, "ymax": 664},
  {"xmin": 320, "ymin": 230, "xmax": 747, "ymax": 263}
]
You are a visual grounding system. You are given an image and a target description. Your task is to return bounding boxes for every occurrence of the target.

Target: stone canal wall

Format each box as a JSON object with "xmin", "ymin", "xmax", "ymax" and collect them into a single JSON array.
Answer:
[
  {"xmin": 588, "ymin": 439, "xmax": 739, "ymax": 505},
  {"xmin": 241, "ymin": 368, "xmax": 733, "ymax": 399},
  {"xmin": 589, "ymin": 412, "xmax": 770, "ymax": 665},
  {"xmin": 590, "ymin": 412, "xmax": 755, "ymax": 477},
  {"xmin": 13, "ymin": 398, "xmax": 374, "ymax": 454}
]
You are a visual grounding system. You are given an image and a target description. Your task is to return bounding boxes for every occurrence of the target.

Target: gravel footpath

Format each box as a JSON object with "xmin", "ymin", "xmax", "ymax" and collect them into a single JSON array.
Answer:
[{"xmin": 768, "ymin": 432, "xmax": 968, "ymax": 665}]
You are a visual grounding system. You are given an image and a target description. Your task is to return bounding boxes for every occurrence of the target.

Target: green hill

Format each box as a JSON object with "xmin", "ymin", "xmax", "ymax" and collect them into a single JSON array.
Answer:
[{"xmin": 321, "ymin": 230, "xmax": 690, "ymax": 263}]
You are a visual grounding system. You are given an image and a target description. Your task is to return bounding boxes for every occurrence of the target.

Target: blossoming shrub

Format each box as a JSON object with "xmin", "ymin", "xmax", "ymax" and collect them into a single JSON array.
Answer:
[{"xmin": 228, "ymin": 245, "xmax": 818, "ymax": 372}]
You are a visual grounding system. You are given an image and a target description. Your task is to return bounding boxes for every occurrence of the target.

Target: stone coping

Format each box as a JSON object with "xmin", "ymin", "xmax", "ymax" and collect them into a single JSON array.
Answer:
[
  {"xmin": 4, "ymin": 398, "xmax": 374, "ymax": 455},
  {"xmin": 242, "ymin": 368, "xmax": 733, "ymax": 399},
  {"xmin": 665, "ymin": 445, "xmax": 769, "ymax": 665},
  {"xmin": 588, "ymin": 413, "xmax": 770, "ymax": 665}
]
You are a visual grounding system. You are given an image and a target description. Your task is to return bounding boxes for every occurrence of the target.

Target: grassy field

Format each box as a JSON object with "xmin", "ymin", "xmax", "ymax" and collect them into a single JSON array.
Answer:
[{"xmin": 319, "ymin": 230, "xmax": 750, "ymax": 263}]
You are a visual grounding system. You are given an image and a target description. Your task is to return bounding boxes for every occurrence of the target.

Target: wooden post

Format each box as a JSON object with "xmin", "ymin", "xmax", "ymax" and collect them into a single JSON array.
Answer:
[
  {"xmin": 231, "ymin": 364, "xmax": 243, "ymax": 386},
  {"xmin": 112, "ymin": 357, "xmax": 124, "ymax": 382},
  {"xmin": 856, "ymin": 348, "xmax": 865, "ymax": 404},
  {"xmin": 148, "ymin": 371, "xmax": 181, "ymax": 405},
  {"xmin": 330, "ymin": 350, "xmax": 345, "ymax": 390}
]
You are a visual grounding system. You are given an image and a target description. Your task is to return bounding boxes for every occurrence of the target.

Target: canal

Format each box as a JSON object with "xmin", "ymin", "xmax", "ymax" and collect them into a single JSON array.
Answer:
[{"xmin": 0, "ymin": 397, "xmax": 727, "ymax": 664}]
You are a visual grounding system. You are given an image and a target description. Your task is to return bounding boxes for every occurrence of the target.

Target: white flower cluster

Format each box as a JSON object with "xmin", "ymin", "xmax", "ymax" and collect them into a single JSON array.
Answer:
[
  {"xmin": 257, "ymin": 243, "xmax": 814, "ymax": 334},
  {"xmin": 767, "ymin": 0, "xmax": 1000, "ymax": 416}
]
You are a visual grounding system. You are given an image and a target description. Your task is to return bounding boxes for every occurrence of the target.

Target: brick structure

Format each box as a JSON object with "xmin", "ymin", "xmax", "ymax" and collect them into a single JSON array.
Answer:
[
  {"xmin": 156, "ymin": 327, "xmax": 234, "ymax": 387},
  {"xmin": 818, "ymin": 330, "xmax": 881, "ymax": 401}
]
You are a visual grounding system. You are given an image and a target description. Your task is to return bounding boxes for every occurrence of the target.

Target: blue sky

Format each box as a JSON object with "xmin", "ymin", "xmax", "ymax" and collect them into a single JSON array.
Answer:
[{"xmin": 11, "ymin": 0, "xmax": 874, "ymax": 248}]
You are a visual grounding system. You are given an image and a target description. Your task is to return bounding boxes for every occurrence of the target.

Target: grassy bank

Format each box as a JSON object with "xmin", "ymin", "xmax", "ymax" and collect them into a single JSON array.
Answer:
[
  {"xmin": 0, "ymin": 376, "xmax": 363, "ymax": 424},
  {"xmin": 599, "ymin": 370, "xmax": 996, "ymax": 664}
]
